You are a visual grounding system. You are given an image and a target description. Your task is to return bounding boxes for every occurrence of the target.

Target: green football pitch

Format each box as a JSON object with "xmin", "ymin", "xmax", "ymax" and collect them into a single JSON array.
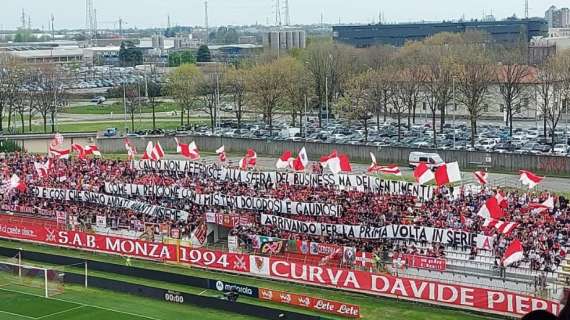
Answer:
[{"xmin": 0, "ymin": 284, "xmax": 258, "ymax": 320}]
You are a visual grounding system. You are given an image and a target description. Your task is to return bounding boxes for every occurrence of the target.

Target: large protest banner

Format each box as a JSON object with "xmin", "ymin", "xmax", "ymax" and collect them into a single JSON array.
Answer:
[
  {"xmin": 260, "ymin": 214, "xmax": 494, "ymax": 249},
  {"xmin": 132, "ymin": 160, "xmax": 434, "ymax": 200},
  {"xmin": 104, "ymin": 182, "xmax": 343, "ymax": 217},
  {"xmin": 30, "ymin": 186, "xmax": 189, "ymax": 220}
]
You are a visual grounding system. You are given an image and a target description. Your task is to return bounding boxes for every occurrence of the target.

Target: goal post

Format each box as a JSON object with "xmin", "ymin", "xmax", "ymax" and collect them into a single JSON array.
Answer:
[{"xmin": 0, "ymin": 258, "xmax": 88, "ymax": 298}]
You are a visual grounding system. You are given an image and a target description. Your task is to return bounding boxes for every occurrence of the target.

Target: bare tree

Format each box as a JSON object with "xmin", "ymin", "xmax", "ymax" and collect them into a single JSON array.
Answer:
[
  {"xmin": 224, "ymin": 67, "xmax": 248, "ymax": 129},
  {"xmin": 195, "ymin": 71, "xmax": 222, "ymax": 133},
  {"xmin": 388, "ymin": 71, "xmax": 409, "ymax": 142},
  {"xmin": 496, "ymin": 48, "xmax": 530, "ymax": 137},
  {"xmin": 282, "ymin": 58, "xmax": 313, "ymax": 136},
  {"xmin": 455, "ymin": 47, "xmax": 494, "ymax": 147}
]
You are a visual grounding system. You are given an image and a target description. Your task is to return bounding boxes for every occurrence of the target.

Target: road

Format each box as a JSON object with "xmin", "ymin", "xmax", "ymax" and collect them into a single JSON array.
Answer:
[{"xmin": 164, "ymin": 154, "xmax": 570, "ymax": 193}]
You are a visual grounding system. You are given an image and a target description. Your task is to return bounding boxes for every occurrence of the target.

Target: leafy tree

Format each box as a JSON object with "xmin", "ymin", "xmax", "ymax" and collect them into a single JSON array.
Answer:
[
  {"xmin": 168, "ymin": 50, "xmax": 196, "ymax": 67},
  {"xmin": 224, "ymin": 67, "xmax": 249, "ymax": 129},
  {"xmin": 338, "ymin": 71, "xmax": 374, "ymax": 142},
  {"xmin": 119, "ymin": 41, "xmax": 143, "ymax": 67},
  {"xmin": 197, "ymin": 45, "xmax": 212, "ymax": 63},
  {"xmin": 166, "ymin": 64, "xmax": 202, "ymax": 126}
]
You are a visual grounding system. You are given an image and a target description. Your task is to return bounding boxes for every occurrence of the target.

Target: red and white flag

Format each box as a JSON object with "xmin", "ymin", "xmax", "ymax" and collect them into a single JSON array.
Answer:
[
  {"xmin": 495, "ymin": 191, "xmax": 508, "ymax": 208},
  {"xmin": 473, "ymin": 170, "xmax": 489, "ymax": 185},
  {"xmin": 34, "ymin": 159, "xmax": 51, "ymax": 178},
  {"xmin": 175, "ymin": 138, "xmax": 200, "ymax": 160},
  {"xmin": 216, "ymin": 145, "xmax": 226, "ymax": 163},
  {"xmin": 72, "ymin": 144, "xmax": 101, "ymax": 159},
  {"xmin": 291, "ymin": 147, "xmax": 309, "ymax": 172},
  {"xmin": 142, "ymin": 141, "xmax": 165, "ymax": 161},
  {"xmin": 502, "ymin": 239, "xmax": 524, "ymax": 267},
  {"xmin": 320, "ymin": 150, "xmax": 338, "ymax": 168},
  {"xmin": 519, "ymin": 170, "xmax": 543, "ymax": 189},
  {"xmin": 50, "ymin": 133, "xmax": 64, "ymax": 147},
  {"xmin": 9, "ymin": 174, "xmax": 26, "ymax": 192},
  {"xmin": 483, "ymin": 219, "xmax": 518, "ymax": 235},
  {"xmin": 477, "ymin": 197, "xmax": 505, "ymax": 220},
  {"xmin": 276, "ymin": 150, "xmax": 293, "ymax": 169},
  {"xmin": 434, "ymin": 162, "xmax": 462, "ymax": 186},
  {"xmin": 239, "ymin": 148, "xmax": 257, "ymax": 170},
  {"xmin": 48, "ymin": 146, "xmax": 70, "ymax": 160},
  {"xmin": 326, "ymin": 153, "xmax": 352, "ymax": 175},
  {"xmin": 368, "ymin": 153, "xmax": 401, "ymax": 176},
  {"xmin": 529, "ymin": 196, "xmax": 555, "ymax": 213},
  {"xmin": 124, "ymin": 138, "xmax": 137, "ymax": 161},
  {"xmin": 413, "ymin": 163, "xmax": 435, "ymax": 185}
]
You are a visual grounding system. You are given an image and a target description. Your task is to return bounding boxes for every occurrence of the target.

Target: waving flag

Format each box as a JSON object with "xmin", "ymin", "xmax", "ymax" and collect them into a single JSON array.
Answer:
[
  {"xmin": 142, "ymin": 141, "xmax": 165, "ymax": 161},
  {"xmin": 50, "ymin": 133, "xmax": 64, "ymax": 147},
  {"xmin": 483, "ymin": 219, "xmax": 518, "ymax": 235},
  {"xmin": 368, "ymin": 153, "xmax": 401, "ymax": 175},
  {"xmin": 502, "ymin": 239, "xmax": 524, "ymax": 267},
  {"xmin": 72, "ymin": 144, "xmax": 101, "ymax": 159},
  {"xmin": 529, "ymin": 196, "xmax": 555, "ymax": 213},
  {"xmin": 48, "ymin": 146, "xmax": 70, "ymax": 160},
  {"xmin": 413, "ymin": 163, "xmax": 435, "ymax": 185},
  {"xmin": 434, "ymin": 162, "xmax": 462, "ymax": 186},
  {"xmin": 276, "ymin": 150, "xmax": 293, "ymax": 169},
  {"xmin": 216, "ymin": 145, "xmax": 227, "ymax": 163},
  {"xmin": 291, "ymin": 147, "xmax": 309, "ymax": 172},
  {"xmin": 239, "ymin": 148, "xmax": 257, "ymax": 170},
  {"xmin": 175, "ymin": 138, "xmax": 200, "ymax": 160},
  {"xmin": 473, "ymin": 170, "xmax": 489, "ymax": 185},
  {"xmin": 124, "ymin": 138, "xmax": 137, "ymax": 161},
  {"xmin": 9, "ymin": 174, "xmax": 26, "ymax": 192},
  {"xmin": 320, "ymin": 150, "xmax": 338, "ymax": 168},
  {"xmin": 326, "ymin": 153, "xmax": 352, "ymax": 175},
  {"xmin": 519, "ymin": 170, "xmax": 543, "ymax": 189},
  {"xmin": 34, "ymin": 159, "xmax": 51, "ymax": 178},
  {"xmin": 477, "ymin": 197, "xmax": 505, "ymax": 220}
]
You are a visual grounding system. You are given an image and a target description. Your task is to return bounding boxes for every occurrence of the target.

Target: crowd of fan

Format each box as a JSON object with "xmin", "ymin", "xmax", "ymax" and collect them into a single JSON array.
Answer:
[{"xmin": 0, "ymin": 153, "xmax": 568, "ymax": 272}]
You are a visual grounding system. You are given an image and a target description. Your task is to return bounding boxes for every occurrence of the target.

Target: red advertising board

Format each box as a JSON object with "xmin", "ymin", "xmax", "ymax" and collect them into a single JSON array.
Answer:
[
  {"xmin": 205, "ymin": 212, "xmax": 253, "ymax": 228},
  {"xmin": 258, "ymin": 288, "xmax": 360, "ymax": 318},
  {"xmin": 0, "ymin": 214, "xmax": 561, "ymax": 318},
  {"xmin": 261, "ymin": 257, "xmax": 560, "ymax": 317},
  {"xmin": 397, "ymin": 254, "xmax": 447, "ymax": 271}
]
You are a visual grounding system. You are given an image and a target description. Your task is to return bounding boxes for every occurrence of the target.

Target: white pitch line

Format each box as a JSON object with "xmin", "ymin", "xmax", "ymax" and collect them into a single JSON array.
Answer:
[
  {"xmin": 198, "ymin": 289, "xmax": 208, "ymax": 295},
  {"xmin": 0, "ymin": 287, "xmax": 162, "ymax": 320},
  {"xmin": 36, "ymin": 305, "xmax": 85, "ymax": 319},
  {"xmin": 0, "ymin": 310, "xmax": 36, "ymax": 319}
]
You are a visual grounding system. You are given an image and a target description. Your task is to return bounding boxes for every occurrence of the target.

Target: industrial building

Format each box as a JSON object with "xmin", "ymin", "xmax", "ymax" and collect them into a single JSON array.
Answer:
[
  {"xmin": 263, "ymin": 30, "xmax": 306, "ymax": 51},
  {"xmin": 332, "ymin": 18, "xmax": 548, "ymax": 47},
  {"xmin": 545, "ymin": 6, "xmax": 570, "ymax": 28}
]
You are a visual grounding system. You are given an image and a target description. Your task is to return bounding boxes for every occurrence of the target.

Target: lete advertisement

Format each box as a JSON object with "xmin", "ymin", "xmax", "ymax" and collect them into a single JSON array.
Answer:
[
  {"xmin": 258, "ymin": 288, "xmax": 360, "ymax": 318},
  {"xmin": 0, "ymin": 214, "xmax": 561, "ymax": 318}
]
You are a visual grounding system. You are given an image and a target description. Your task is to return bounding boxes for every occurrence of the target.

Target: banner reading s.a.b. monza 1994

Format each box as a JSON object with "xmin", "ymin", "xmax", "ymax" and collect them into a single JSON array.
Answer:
[{"xmin": 0, "ymin": 215, "xmax": 560, "ymax": 318}]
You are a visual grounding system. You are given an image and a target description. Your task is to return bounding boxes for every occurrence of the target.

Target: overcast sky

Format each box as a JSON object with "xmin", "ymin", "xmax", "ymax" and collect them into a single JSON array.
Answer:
[{"xmin": 1, "ymin": 0, "xmax": 568, "ymax": 30}]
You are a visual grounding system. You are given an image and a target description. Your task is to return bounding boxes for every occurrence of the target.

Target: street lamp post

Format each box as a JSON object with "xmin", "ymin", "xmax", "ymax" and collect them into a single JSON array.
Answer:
[{"xmin": 452, "ymin": 77, "xmax": 456, "ymax": 149}]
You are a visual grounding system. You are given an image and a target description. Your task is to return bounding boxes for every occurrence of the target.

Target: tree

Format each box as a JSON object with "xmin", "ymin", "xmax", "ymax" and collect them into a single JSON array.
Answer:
[
  {"xmin": 388, "ymin": 69, "xmax": 410, "ymax": 142},
  {"xmin": 120, "ymin": 83, "xmax": 141, "ymax": 132},
  {"xmin": 496, "ymin": 48, "xmax": 530, "ymax": 137},
  {"xmin": 197, "ymin": 45, "xmax": 212, "ymax": 63},
  {"xmin": 367, "ymin": 68, "xmax": 393, "ymax": 128},
  {"xmin": 168, "ymin": 50, "xmax": 196, "ymax": 67},
  {"xmin": 32, "ymin": 66, "xmax": 66, "ymax": 133},
  {"xmin": 0, "ymin": 56, "xmax": 23, "ymax": 132},
  {"xmin": 395, "ymin": 45, "xmax": 426, "ymax": 126},
  {"xmin": 282, "ymin": 58, "xmax": 313, "ymax": 136},
  {"xmin": 338, "ymin": 71, "xmax": 374, "ymax": 142},
  {"xmin": 455, "ymin": 46, "xmax": 494, "ymax": 147},
  {"xmin": 147, "ymin": 79, "xmax": 162, "ymax": 130},
  {"xmin": 119, "ymin": 41, "xmax": 143, "ymax": 67},
  {"xmin": 224, "ymin": 67, "xmax": 249, "ymax": 129},
  {"xmin": 194, "ymin": 71, "xmax": 222, "ymax": 133},
  {"xmin": 166, "ymin": 64, "xmax": 202, "ymax": 126},
  {"xmin": 537, "ymin": 53, "xmax": 570, "ymax": 147},
  {"xmin": 247, "ymin": 58, "xmax": 289, "ymax": 135},
  {"xmin": 421, "ymin": 46, "xmax": 455, "ymax": 146},
  {"xmin": 303, "ymin": 41, "xmax": 359, "ymax": 127}
]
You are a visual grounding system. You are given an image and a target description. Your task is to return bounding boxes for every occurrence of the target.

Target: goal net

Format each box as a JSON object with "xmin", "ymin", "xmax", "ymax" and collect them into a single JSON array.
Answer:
[{"xmin": 0, "ymin": 260, "xmax": 65, "ymax": 298}]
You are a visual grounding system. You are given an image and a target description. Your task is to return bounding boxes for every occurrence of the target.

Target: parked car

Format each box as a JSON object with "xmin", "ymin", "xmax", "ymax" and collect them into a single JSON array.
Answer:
[
  {"xmin": 553, "ymin": 144, "xmax": 568, "ymax": 156},
  {"xmin": 103, "ymin": 128, "xmax": 117, "ymax": 137},
  {"xmin": 91, "ymin": 96, "xmax": 106, "ymax": 104}
]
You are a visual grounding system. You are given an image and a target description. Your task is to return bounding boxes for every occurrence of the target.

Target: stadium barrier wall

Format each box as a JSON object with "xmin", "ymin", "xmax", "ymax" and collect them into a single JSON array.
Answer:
[
  {"xmin": 0, "ymin": 216, "xmax": 561, "ymax": 318},
  {"xmin": 63, "ymin": 273, "xmax": 321, "ymax": 320},
  {"xmin": 97, "ymin": 135, "xmax": 570, "ymax": 174}
]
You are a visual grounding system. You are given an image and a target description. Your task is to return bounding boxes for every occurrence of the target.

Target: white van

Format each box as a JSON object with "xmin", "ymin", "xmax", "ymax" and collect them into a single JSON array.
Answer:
[{"xmin": 408, "ymin": 152, "xmax": 444, "ymax": 169}]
